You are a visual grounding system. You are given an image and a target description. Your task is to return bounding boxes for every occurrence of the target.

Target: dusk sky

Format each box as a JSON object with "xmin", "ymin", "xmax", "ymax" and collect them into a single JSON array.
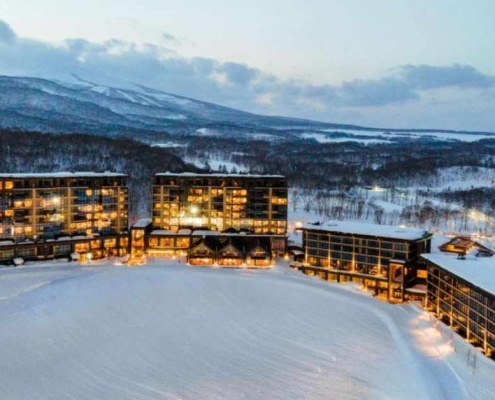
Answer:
[{"xmin": 1, "ymin": 0, "xmax": 494, "ymax": 130}]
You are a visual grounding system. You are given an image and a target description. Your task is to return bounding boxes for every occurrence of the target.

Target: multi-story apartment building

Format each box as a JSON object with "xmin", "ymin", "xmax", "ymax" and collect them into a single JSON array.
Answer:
[
  {"xmin": 0, "ymin": 172, "xmax": 129, "ymax": 262},
  {"xmin": 152, "ymin": 173, "xmax": 288, "ymax": 235},
  {"xmin": 422, "ymin": 250, "xmax": 495, "ymax": 359},
  {"xmin": 128, "ymin": 173, "xmax": 288, "ymax": 265},
  {"xmin": 300, "ymin": 221, "xmax": 433, "ymax": 301}
]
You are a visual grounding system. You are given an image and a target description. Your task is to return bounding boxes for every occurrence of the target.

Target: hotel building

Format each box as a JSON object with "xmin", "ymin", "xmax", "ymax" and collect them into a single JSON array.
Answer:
[
  {"xmin": 152, "ymin": 173, "xmax": 287, "ymax": 234},
  {"xmin": 300, "ymin": 221, "xmax": 433, "ymax": 301},
  {"xmin": 0, "ymin": 172, "xmax": 129, "ymax": 262},
  {"xmin": 423, "ymin": 247, "xmax": 495, "ymax": 359},
  {"xmin": 129, "ymin": 173, "xmax": 288, "ymax": 264}
]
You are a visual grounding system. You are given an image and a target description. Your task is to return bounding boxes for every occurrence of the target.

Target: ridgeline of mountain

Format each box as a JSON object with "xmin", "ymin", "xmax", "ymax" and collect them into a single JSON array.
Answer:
[{"xmin": 1, "ymin": 75, "xmax": 493, "ymax": 143}]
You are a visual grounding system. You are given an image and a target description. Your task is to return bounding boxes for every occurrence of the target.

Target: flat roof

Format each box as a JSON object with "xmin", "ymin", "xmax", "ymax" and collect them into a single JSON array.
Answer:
[
  {"xmin": 0, "ymin": 172, "xmax": 127, "ymax": 178},
  {"xmin": 156, "ymin": 172, "xmax": 285, "ymax": 179},
  {"xmin": 148, "ymin": 229, "xmax": 285, "ymax": 238},
  {"xmin": 132, "ymin": 218, "xmax": 152, "ymax": 228},
  {"xmin": 421, "ymin": 252, "xmax": 495, "ymax": 295},
  {"xmin": 302, "ymin": 220, "xmax": 431, "ymax": 241},
  {"xmin": 150, "ymin": 229, "xmax": 190, "ymax": 236}
]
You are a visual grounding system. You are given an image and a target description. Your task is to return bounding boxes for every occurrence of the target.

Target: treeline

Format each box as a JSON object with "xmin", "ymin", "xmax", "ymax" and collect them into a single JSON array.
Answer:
[
  {"xmin": 291, "ymin": 186, "xmax": 495, "ymax": 235},
  {"xmin": 174, "ymin": 133, "xmax": 495, "ymax": 190},
  {"xmin": 0, "ymin": 129, "xmax": 202, "ymax": 220}
]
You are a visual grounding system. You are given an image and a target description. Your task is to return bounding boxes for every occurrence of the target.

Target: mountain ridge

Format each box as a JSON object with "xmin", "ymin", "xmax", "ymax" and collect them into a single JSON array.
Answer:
[{"xmin": 0, "ymin": 75, "xmax": 494, "ymax": 141}]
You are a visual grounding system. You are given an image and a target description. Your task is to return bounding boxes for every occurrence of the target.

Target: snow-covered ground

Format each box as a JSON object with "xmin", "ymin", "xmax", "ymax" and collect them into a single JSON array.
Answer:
[
  {"xmin": 152, "ymin": 142, "xmax": 188, "ymax": 149},
  {"xmin": 1, "ymin": 259, "xmax": 494, "ymax": 400},
  {"xmin": 183, "ymin": 156, "xmax": 246, "ymax": 173},
  {"xmin": 288, "ymin": 164, "xmax": 495, "ymax": 237},
  {"xmin": 301, "ymin": 132, "xmax": 389, "ymax": 144},
  {"xmin": 320, "ymin": 129, "xmax": 495, "ymax": 143}
]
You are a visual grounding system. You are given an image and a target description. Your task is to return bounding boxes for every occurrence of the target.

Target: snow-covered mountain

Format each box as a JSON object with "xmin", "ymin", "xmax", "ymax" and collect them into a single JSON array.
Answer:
[{"xmin": 1, "ymin": 75, "xmax": 494, "ymax": 143}]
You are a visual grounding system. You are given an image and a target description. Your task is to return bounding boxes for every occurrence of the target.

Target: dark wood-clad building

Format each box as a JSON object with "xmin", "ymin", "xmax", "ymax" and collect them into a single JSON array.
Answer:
[
  {"xmin": 0, "ymin": 172, "xmax": 129, "ymax": 263},
  {"xmin": 300, "ymin": 221, "xmax": 433, "ymax": 301},
  {"xmin": 422, "ymin": 251, "xmax": 495, "ymax": 359}
]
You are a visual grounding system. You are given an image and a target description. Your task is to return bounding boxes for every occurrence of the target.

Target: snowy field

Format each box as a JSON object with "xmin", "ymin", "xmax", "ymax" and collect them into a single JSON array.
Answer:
[
  {"xmin": 1, "ymin": 260, "xmax": 494, "ymax": 400},
  {"xmin": 321, "ymin": 129, "xmax": 495, "ymax": 143}
]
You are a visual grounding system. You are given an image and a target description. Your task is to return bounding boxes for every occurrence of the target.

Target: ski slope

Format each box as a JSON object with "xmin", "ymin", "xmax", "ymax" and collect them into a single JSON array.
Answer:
[{"xmin": 0, "ymin": 260, "xmax": 494, "ymax": 400}]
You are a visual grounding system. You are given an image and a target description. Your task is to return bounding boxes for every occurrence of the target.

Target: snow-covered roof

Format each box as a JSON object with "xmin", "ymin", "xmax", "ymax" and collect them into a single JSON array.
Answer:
[
  {"xmin": 150, "ymin": 230, "xmax": 179, "ymax": 236},
  {"xmin": 430, "ymin": 233, "xmax": 453, "ymax": 253},
  {"xmin": 421, "ymin": 252, "xmax": 495, "ymax": 295},
  {"xmin": 0, "ymin": 172, "xmax": 127, "ymax": 178},
  {"xmin": 191, "ymin": 230, "xmax": 221, "ymax": 236},
  {"xmin": 132, "ymin": 218, "xmax": 152, "ymax": 228},
  {"xmin": 476, "ymin": 237, "xmax": 495, "ymax": 253},
  {"xmin": 302, "ymin": 221, "xmax": 431, "ymax": 241},
  {"xmin": 156, "ymin": 172, "xmax": 285, "ymax": 179}
]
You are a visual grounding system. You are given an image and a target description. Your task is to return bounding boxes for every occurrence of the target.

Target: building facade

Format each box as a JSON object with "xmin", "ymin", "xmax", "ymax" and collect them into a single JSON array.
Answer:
[
  {"xmin": 300, "ymin": 221, "xmax": 432, "ymax": 301},
  {"xmin": 127, "ymin": 173, "xmax": 288, "ymax": 265},
  {"xmin": 152, "ymin": 173, "xmax": 288, "ymax": 235},
  {"xmin": 423, "ymin": 252, "xmax": 495, "ymax": 359},
  {"xmin": 0, "ymin": 172, "xmax": 129, "ymax": 263}
]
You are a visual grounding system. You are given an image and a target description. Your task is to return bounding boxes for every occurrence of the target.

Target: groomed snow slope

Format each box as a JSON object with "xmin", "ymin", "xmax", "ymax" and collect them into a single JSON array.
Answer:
[{"xmin": 0, "ymin": 261, "xmax": 493, "ymax": 400}]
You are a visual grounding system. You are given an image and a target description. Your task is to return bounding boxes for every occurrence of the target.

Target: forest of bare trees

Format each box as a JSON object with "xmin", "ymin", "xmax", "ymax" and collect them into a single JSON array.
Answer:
[{"xmin": 1, "ymin": 128, "xmax": 494, "ymax": 234}]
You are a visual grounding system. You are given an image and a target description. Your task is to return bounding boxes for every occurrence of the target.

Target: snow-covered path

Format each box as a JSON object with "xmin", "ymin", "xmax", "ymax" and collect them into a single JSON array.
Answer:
[{"xmin": 0, "ymin": 261, "xmax": 493, "ymax": 400}]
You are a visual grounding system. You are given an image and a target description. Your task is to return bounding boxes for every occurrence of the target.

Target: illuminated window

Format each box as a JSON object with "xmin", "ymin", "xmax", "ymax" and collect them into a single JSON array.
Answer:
[
  {"xmin": 104, "ymin": 239, "xmax": 116, "ymax": 248},
  {"xmin": 177, "ymin": 238, "xmax": 190, "ymax": 248},
  {"xmin": 161, "ymin": 238, "xmax": 174, "ymax": 247},
  {"xmin": 75, "ymin": 243, "xmax": 89, "ymax": 252},
  {"xmin": 4, "ymin": 181, "xmax": 13, "ymax": 190}
]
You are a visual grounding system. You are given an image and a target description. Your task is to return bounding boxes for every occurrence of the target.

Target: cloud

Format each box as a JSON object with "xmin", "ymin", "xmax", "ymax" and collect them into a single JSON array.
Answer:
[
  {"xmin": 161, "ymin": 32, "xmax": 180, "ymax": 45},
  {"xmin": 398, "ymin": 64, "xmax": 495, "ymax": 90},
  {"xmin": 0, "ymin": 19, "xmax": 494, "ymax": 130},
  {"xmin": 0, "ymin": 19, "xmax": 16, "ymax": 44},
  {"xmin": 217, "ymin": 62, "xmax": 259, "ymax": 86}
]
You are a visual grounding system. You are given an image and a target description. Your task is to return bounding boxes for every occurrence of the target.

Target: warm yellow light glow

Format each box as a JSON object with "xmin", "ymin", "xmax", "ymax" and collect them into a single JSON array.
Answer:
[
  {"xmin": 190, "ymin": 205, "xmax": 199, "ymax": 215},
  {"xmin": 52, "ymin": 196, "xmax": 61, "ymax": 205}
]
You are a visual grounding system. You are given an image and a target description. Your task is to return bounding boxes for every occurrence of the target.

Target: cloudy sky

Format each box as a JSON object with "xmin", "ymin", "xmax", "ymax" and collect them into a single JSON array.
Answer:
[{"xmin": 1, "ymin": 0, "xmax": 495, "ymax": 130}]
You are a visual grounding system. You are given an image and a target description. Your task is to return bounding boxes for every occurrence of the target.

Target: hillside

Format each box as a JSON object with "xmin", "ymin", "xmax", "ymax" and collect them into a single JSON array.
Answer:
[{"xmin": 1, "ymin": 75, "xmax": 494, "ymax": 143}]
